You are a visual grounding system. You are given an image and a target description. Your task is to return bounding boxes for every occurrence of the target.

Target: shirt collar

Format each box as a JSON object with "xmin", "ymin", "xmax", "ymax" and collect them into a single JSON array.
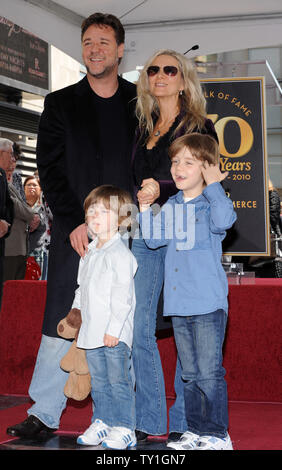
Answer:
[
  {"xmin": 175, "ymin": 190, "xmax": 204, "ymax": 204},
  {"xmin": 88, "ymin": 231, "xmax": 121, "ymax": 252}
]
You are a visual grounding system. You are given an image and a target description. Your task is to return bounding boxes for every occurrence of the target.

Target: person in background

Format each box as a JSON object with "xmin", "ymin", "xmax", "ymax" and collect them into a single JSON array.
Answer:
[
  {"xmin": 12, "ymin": 142, "xmax": 26, "ymax": 201},
  {"xmin": 0, "ymin": 138, "xmax": 14, "ymax": 307},
  {"xmin": 269, "ymin": 179, "xmax": 282, "ymax": 259},
  {"xmin": 247, "ymin": 179, "xmax": 282, "ymax": 277},
  {"xmin": 24, "ymin": 175, "xmax": 53, "ymax": 280},
  {"xmin": 138, "ymin": 133, "xmax": 236, "ymax": 450},
  {"xmin": 4, "ymin": 155, "xmax": 40, "ymax": 282},
  {"xmin": 131, "ymin": 48, "xmax": 218, "ymax": 443},
  {"xmin": 24, "ymin": 176, "xmax": 41, "ymax": 208}
]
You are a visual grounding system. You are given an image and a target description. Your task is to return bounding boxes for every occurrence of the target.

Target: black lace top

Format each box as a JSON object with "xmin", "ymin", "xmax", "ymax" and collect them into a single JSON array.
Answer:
[{"xmin": 132, "ymin": 116, "xmax": 218, "ymax": 206}]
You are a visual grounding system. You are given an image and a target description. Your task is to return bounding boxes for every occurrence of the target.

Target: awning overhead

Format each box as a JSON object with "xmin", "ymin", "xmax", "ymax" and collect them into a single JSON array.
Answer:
[{"xmin": 1, "ymin": 0, "xmax": 282, "ymax": 73}]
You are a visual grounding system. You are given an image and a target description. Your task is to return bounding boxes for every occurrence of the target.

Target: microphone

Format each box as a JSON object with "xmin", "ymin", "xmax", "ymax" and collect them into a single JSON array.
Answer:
[{"xmin": 183, "ymin": 44, "xmax": 199, "ymax": 55}]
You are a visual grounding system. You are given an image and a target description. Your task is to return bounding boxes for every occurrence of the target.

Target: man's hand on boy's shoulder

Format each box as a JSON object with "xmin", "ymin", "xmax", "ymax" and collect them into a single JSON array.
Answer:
[
  {"xmin": 70, "ymin": 223, "xmax": 89, "ymax": 257},
  {"xmin": 201, "ymin": 161, "xmax": 229, "ymax": 186}
]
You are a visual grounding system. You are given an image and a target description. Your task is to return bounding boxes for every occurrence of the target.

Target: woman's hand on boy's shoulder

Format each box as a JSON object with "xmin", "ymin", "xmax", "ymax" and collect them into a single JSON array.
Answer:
[{"xmin": 201, "ymin": 161, "xmax": 229, "ymax": 186}]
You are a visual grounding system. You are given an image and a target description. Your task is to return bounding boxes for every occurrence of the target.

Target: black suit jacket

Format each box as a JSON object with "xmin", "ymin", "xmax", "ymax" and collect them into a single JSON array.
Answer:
[
  {"xmin": 0, "ymin": 168, "xmax": 14, "ymax": 257},
  {"xmin": 36, "ymin": 75, "xmax": 137, "ymax": 337},
  {"xmin": 0, "ymin": 167, "xmax": 14, "ymax": 307}
]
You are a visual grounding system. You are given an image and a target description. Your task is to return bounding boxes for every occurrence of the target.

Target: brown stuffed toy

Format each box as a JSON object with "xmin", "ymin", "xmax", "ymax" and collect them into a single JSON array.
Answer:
[{"xmin": 57, "ymin": 308, "xmax": 91, "ymax": 401}]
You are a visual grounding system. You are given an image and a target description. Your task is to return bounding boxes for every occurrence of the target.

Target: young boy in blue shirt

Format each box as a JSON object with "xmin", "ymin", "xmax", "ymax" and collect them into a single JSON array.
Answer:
[{"xmin": 138, "ymin": 133, "xmax": 237, "ymax": 450}]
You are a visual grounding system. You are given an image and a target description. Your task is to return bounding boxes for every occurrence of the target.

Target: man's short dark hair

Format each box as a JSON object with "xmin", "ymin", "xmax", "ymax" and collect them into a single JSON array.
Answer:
[{"xmin": 81, "ymin": 12, "xmax": 125, "ymax": 45}]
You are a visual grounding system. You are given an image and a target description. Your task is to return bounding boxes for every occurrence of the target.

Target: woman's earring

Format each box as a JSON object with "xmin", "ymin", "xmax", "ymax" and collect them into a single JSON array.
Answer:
[{"xmin": 179, "ymin": 90, "xmax": 183, "ymax": 96}]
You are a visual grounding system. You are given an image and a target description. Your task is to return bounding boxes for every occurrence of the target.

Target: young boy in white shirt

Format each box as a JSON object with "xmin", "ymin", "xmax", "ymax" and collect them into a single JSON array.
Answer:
[{"xmin": 74, "ymin": 185, "xmax": 137, "ymax": 450}]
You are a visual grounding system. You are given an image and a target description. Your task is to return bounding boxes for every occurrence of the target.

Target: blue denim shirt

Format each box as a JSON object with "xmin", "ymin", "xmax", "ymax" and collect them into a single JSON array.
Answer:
[{"xmin": 138, "ymin": 182, "xmax": 237, "ymax": 317}]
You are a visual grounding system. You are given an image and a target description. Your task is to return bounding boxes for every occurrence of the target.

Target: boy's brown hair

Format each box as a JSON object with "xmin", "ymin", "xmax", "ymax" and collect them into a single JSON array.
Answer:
[
  {"xmin": 84, "ymin": 185, "xmax": 133, "ymax": 228},
  {"xmin": 169, "ymin": 133, "xmax": 220, "ymax": 165}
]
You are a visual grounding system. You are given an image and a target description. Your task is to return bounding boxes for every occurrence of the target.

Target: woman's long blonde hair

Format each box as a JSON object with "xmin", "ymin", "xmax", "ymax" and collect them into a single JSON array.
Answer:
[{"xmin": 136, "ymin": 49, "xmax": 207, "ymax": 137}]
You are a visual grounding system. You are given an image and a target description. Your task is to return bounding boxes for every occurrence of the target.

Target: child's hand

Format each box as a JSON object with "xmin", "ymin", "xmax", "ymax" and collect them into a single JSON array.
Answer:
[
  {"xmin": 137, "ymin": 178, "xmax": 160, "ymax": 212},
  {"xmin": 201, "ymin": 161, "xmax": 229, "ymax": 186},
  {"xmin": 103, "ymin": 334, "xmax": 119, "ymax": 348}
]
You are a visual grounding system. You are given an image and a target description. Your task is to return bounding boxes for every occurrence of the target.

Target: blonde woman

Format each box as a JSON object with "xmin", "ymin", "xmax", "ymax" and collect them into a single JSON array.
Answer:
[{"xmin": 131, "ymin": 49, "xmax": 218, "ymax": 443}]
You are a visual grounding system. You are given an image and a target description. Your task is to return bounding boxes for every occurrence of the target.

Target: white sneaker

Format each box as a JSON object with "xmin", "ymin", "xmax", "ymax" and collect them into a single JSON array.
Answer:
[
  {"xmin": 77, "ymin": 419, "xmax": 110, "ymax": 446},
  {"xmin": 102, "ymin": 426, "xmax": 136, "ymax": 450},
  {"xmin": 166, "ymin": 431, "xmax": 200, "ymax": 450},
  {"xmin": 196, "ymin": 433, "xmax": 233, "ymax": 450}
]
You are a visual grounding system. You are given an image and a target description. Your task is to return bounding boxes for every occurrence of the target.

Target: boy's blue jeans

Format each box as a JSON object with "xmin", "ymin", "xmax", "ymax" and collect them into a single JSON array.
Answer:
[
  {"xmin": 86, "ymin": 341, "xmax": 136, "ymax": 431},
  {"xmin": 172, "ymin": 309, "xmax": 228, "ymax": 438}
]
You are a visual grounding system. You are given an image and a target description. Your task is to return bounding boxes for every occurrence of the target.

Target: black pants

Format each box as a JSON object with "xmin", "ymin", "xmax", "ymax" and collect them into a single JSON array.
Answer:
[{"xmin": 3, "ymin": 255, "xmax": 27, "ymax": 282}]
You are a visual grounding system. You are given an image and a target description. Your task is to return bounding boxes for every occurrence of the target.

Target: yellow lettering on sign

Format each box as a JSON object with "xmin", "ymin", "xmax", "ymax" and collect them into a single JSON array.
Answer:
[
  {"xmin": 232, "ymin": 200, "xmax": 257, "ymax": 208},
  {"xmin": 207, "ymin": 114, "xmax": 254, "ymax": 158}
]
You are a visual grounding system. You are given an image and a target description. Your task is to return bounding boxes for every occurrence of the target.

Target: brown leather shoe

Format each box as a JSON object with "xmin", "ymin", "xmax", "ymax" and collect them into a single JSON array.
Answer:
[{"xmin": 7, "ymin": 415, "xmax": 56, "ymax": 438}]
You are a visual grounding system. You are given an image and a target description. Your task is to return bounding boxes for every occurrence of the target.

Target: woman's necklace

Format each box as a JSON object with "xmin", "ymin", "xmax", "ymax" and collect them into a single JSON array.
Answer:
[{"xmin": 153, "ymin": 113, "xmax": 178, "ymax": 138}]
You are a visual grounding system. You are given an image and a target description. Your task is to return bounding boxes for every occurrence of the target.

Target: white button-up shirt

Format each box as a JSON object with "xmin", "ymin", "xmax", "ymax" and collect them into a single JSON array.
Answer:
[{"xmin": 72, "ymin": 232, "xmax": 138, "ymax": 350}]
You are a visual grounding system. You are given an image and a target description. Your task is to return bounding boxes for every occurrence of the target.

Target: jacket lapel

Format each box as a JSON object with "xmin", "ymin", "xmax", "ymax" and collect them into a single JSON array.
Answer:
[
  {"xmin": 73, "ymin": 76, "xmax": 100, "ymax": 148},
  {"xmin": 118, "ymin": 75, "xmax": 137, "ymax": 141}
]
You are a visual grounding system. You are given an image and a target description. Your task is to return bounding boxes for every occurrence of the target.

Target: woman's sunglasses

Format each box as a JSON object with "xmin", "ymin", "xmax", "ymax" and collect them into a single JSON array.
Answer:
[{"xmin": 146, "ymin": 65, "xmax": 178, "ymax": 77}]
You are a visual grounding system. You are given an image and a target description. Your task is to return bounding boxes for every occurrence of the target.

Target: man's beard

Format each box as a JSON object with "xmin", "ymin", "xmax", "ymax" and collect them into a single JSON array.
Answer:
[{"xmin": 86, "ymin": 57, "xmax": 119, "ymax": 79}]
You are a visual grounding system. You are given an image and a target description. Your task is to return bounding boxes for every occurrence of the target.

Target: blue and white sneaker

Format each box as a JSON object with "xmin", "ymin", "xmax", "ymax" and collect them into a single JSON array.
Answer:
[
  {"xmin": 102, "ymin": 427, "xmax": 136, "ymax": 450},
  {"xmin": 77, "ymin": 419, "xmax": 110, "ymax": 446},
  {"xmin": 166, "ymin": 431, "xmax": 200, "ymax": 450},
  {"xmin": 196, "ymin": 433, "xmax": 233, "ymax": 450}
]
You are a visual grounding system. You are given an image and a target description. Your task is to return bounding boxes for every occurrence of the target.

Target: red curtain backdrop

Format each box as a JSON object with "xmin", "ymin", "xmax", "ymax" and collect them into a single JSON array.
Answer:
[{"xmin": 0, "ymin": 279, "xmax": 281, "ymax": 402}]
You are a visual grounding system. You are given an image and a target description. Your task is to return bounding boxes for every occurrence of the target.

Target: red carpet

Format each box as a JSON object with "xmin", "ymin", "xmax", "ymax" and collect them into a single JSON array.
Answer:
[
  {"xmin": 0, "ymin": 280, "xmax": 281, "ymax": 451},
  {"xmin": 1, "ymin": 396, "xmax": 281, "ymax": 450},
  {"xmin": 227, "ymin": 401, "xmax": 282, "ymax": 450}
]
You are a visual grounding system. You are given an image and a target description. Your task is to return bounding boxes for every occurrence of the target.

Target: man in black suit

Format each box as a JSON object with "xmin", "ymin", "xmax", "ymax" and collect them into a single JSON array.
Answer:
[
  {"xmin": 7, "ymin": 12, "xmax": 137, "ymax": 438},
  {"xmin": 0, "ymin": 138, "xmax": 14, "ymax": 308}
]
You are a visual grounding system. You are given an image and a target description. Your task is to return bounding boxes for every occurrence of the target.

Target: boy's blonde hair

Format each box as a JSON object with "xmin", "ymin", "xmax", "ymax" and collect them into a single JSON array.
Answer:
[
  {"xmin": 84, "ymin": 185, "xmax": 133, "ymax": 228},
  {"xmin": 169, "ymin": 133, "xmax": 220, "ymax": 165}
]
